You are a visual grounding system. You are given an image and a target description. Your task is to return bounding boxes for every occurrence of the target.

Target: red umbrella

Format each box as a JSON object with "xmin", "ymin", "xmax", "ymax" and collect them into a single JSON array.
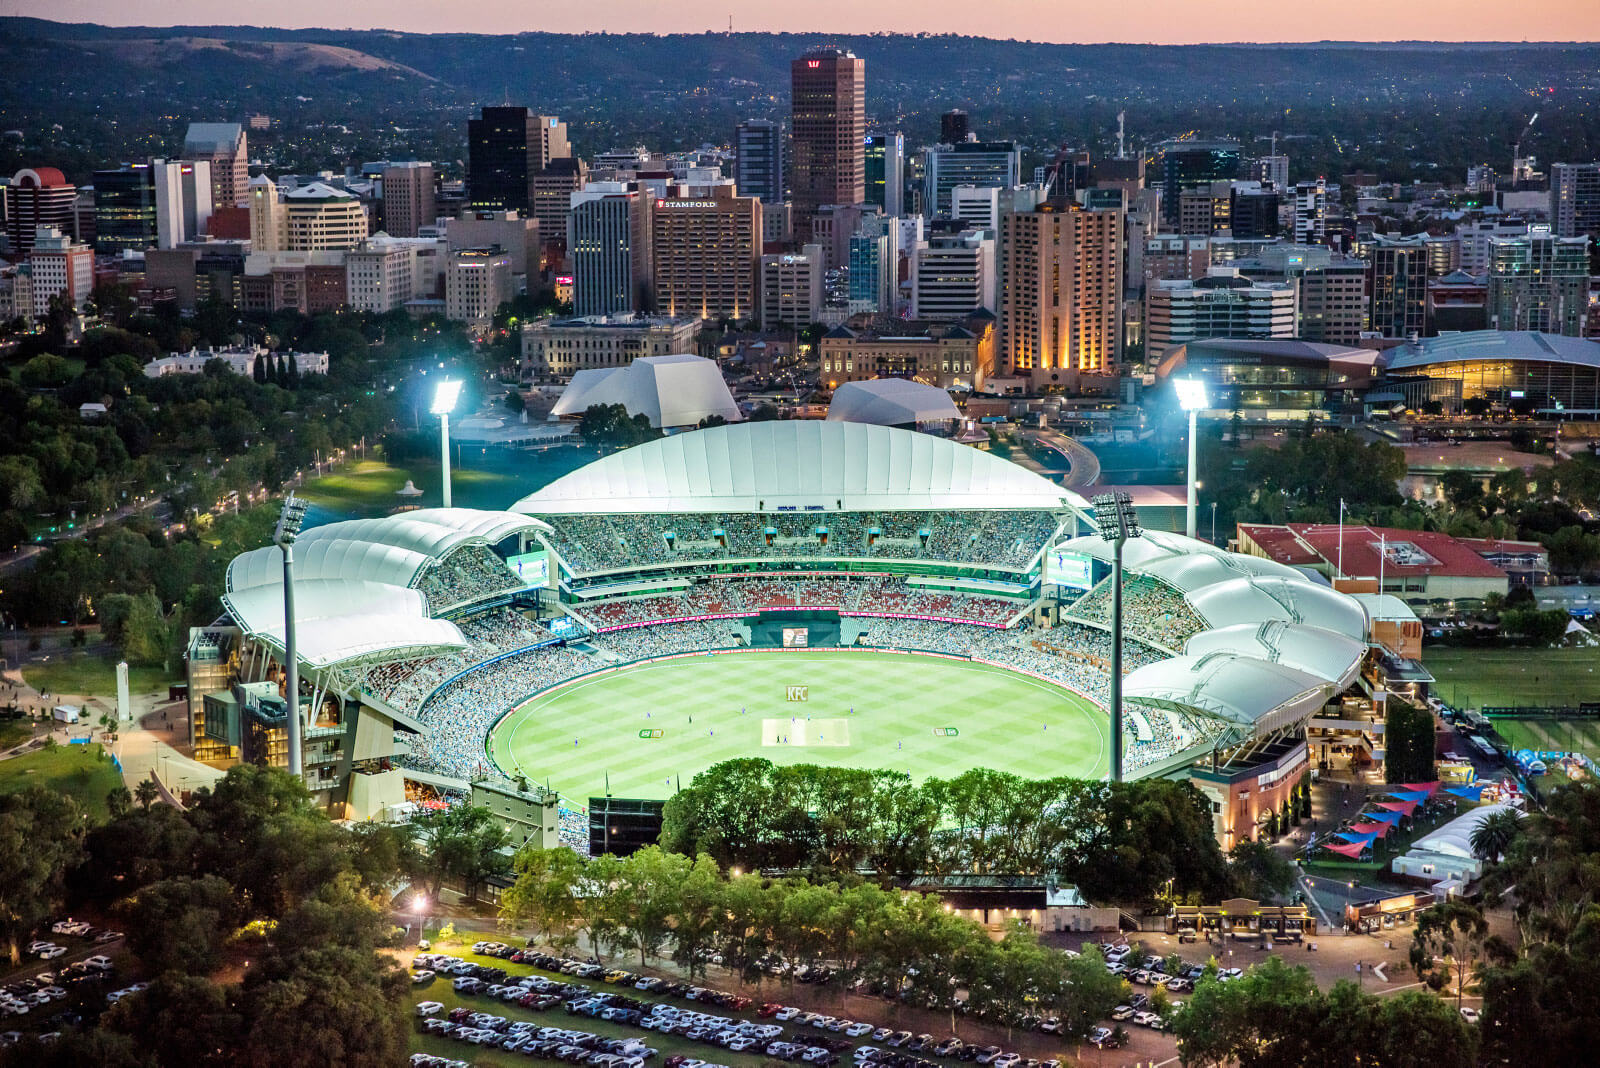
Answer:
[{"xmin": 1375, "ymin": 799, "xmax": 1418, "ymax": 816}]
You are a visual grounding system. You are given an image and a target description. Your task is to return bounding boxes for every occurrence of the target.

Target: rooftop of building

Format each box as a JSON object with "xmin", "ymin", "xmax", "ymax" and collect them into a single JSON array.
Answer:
[
  {"xmin": 1240, "ymin": 522, "xmax": 1510, "ymax": 580},
  {"xmin": 1387, "ymin": 331, "xmax": 1600, "ymax": 370}
]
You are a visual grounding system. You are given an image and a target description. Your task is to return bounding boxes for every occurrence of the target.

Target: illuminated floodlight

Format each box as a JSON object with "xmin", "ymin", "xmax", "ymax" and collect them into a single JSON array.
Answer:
[
  {"xmin": 430, "ymin": 379, "xmax": 463, "ymax": 415},
  {"xmin": 1174, "ymin": 377, "xmax": 1209, "ymax": 412}
]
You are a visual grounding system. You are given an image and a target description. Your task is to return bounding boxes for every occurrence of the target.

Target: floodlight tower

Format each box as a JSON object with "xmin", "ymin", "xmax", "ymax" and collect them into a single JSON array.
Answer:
[
  {"xmin": 1174, "ymin": 378, "xmax": 1209, "ymax": 540},
  {"xmin": 431, "ymin": 380, "xmax": 463, "ymax": 508},
  {"xmin": 1092, "ymin": 492, "xmax": 1143, "ymax": 784},
  {"xmin": 273, "ymin": 492, "xmax": 310, "ymax": 779}
]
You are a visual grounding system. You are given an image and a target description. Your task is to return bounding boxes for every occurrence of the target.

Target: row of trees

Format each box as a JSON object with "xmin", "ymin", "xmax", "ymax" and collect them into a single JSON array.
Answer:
[
  {"xmin": 0, "ymin": 765, "xmax": 417, "ymax": 1067},
  {"xmin": 500, "ymin": 845, "xmax": 1126, "ymax": 1041},
  {"xmin": 660, "ymin": 760, "xmax": 1281, "ymax": 906}
]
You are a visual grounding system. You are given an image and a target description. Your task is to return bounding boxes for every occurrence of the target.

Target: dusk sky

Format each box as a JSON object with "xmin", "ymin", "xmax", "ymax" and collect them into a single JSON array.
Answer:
[{"xmin": 21, "ymin": 0, "xmax": 1600, "ymax": 43}]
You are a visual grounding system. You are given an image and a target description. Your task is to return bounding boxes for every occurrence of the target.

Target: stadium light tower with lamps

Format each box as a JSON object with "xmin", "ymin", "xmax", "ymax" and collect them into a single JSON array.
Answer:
[
  {"xmin": 1174, "ymin": 378, "xmax": 1208, "ymax": 540},
  {"xmin": 273, "ymin": 492, "xmax": 310, "ymax": 779},
  {"xmin": 1092, "ymin": 491, "xmax": 1142, "ymax": 784},
  {"xmin": 431, "ymin": 380, "xmax": 463, "ymax": 508}
]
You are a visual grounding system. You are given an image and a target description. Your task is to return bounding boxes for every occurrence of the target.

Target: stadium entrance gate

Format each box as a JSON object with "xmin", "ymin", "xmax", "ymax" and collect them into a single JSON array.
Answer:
[{"xmin": 748, "ymin": 610, "xmax": 841, "ymax": 649}]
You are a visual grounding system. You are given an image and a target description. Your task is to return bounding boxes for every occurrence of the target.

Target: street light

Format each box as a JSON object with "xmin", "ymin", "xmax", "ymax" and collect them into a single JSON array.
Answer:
[
  {"xmin": 431, "ymin": 380, "xmax": 463, "ymax": 508},
  {"xmin": 274, "ymin": 492, "xmax": 310, "ymax": 779},
  {"xmin": 1092, "ymin": 492, "xmax": 1143, "ymax": 784},
  {"xmin": 1174, "ymin": 378, "xmax": 1209, "ymax": 540}
]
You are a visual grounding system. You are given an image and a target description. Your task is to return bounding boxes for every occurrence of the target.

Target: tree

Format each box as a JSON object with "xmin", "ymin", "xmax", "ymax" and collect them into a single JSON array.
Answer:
[
  {"xmin": 1469, "ymin": 808, "xmax": 1523, "ymax": 863},
  {"xmin": 501, "ymin": 845, "xmax": 587, "ymax": 951},
  {"xmin": 1410, "ymin": 899, "xmax": 1492, "ymax": 1009},
  {"xmin": 1384, "ymin": 699, "xmax": 1435, "ymax": 784},
  {"xmin": 610, "ymin": 846, "xmax": 688, "ymax": 965},
  {"xmin": 18, "ymin": 353, "xmax": 74, "ymax": 389},
  {"xmin": 1227, "ymin": 839, "xmax": 1296, "ymax": 901},
  {"xmin": 119, "ymin": 874, "xmax": 240, "ymax": 975},
  {"xmin": 134, "ymin": 778, "xmax": 161, "ymax": 810},
  {"xmin": 103, "ymin": 973, "xmax": 241, "ymax": 1068},
  {"xmin": 0, "ymin": 787, "xmax": 85, "ymax": 963},
  {"xmin": 412, "ymin": 803, "xmax": 510, "ymax": 903},
  {"xmin": 120, "ymin": 591, "xmax": 172, "ymax": 668},
  {"xmin": 1170, "ymin": 955, "xmax": 1323, "ymax": 1067},
  {"xmin": 106, "ymin": 785, "xmax": 133, "ymax": 819}
]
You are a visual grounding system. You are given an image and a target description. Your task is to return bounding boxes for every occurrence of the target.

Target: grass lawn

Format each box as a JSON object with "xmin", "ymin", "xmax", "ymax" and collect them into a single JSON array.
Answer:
[
  {"xmin": 1491, "ymin": 717, "xmax": 1600, "ymax": 759},
  {"xmin": 489, "ymin": 649, "xmax": 1108, "ymax": 804},
  {"xmin": 300, "ymin": 458, "xmax": 530, "ymax": 518},
  {"xmin": 1424, "ymin": 645, "xmax": 1600, "ymax": 710},
  {"xmin": 0, "ymin": 743, "xmax": 123, "ymax": 821},
  {"xmin": 0, "ymin": 721, "xmax": 31, "ymax": 750},
  {"xmin": 22, "ymin": 654, "xmax": 172, "ymax": 699}
]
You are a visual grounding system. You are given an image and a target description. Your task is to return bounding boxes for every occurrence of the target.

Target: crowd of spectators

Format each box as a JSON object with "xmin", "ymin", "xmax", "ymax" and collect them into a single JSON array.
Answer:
[
  {"xmin": 365, "ymin": 610, "xmax": 552, "ymax": 714},
  {"xmin": 539, "ymin": 509, "xmax": 1061, "ymax": 573},
  {"xmin": 569, "ymin": 576, "xmax": 1022, "ymax": 630},
  {"xmin": 417, "ymin": 544, "xmax": 522, "ymax": 609},
  {"xmin": 1064, "ymin": 574, "xmax": 1207, "ymax": 650}
]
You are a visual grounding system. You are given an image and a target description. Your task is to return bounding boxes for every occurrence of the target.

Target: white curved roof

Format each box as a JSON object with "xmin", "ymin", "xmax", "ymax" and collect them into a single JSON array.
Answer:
[
  {"xmin": 826, "ymin": 379, "xmax": 961, "ymax": 426},
  {"xmin": 1183, "ymin": 621, "xmax": 1365, "ymax": 690},
  {"xmin": 1187, "ymin": 577, "xmax": 1368, "ymax": 642},
  {"xmin": 514, "ymin": 422, "xmax": 1084, "ymax": 515},
  {"xmin": 223, "ymin": 508, "xmax": 544, "ymax": 670},
  {"xmin": 1410, "ymin": 804, "xmax": 1521, "ymax": 860},
  {"xmin": 1125, "ymin": 653, "xmax": 1334, "ymax": 735},
  {"xmin": 549, "ymin": 354, "xmax": 742, "ymax": 428},
  {"xmin": 1139, "ymin": 550, "xmax": 1306, "ymax": 592}
]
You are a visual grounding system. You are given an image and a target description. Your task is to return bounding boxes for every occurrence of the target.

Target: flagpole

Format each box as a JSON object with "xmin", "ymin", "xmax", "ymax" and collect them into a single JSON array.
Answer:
[{"xmin": 1379, "ymin": 531, "xmax": 1386, "ymax": 594}]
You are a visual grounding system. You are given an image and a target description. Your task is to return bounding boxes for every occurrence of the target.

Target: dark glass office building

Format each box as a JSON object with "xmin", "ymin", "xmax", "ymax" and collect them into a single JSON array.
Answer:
[
  {"xmin": 1161, "ymin": 141, "xmax": 1242, "ymax": 224},
  {"xmin": 93, "ymin": 163, "xmax": 157, "ymax": 255}
]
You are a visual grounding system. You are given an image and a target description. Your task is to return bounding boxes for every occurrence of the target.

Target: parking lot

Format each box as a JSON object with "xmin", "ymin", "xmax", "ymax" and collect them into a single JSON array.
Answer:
[
  {"xmin": 0, "ymin": 917, "xmax": 127, "ymax": 1045},
  {"xmin": 406, "ymin": 942, "xmax": 1179, "ymax": 1068}
]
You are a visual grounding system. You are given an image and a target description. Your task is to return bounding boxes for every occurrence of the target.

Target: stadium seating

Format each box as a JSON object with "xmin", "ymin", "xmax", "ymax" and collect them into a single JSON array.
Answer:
[{"xmin": 1064, "ymin": 574, "xmax": 1207, "ymax": 650}]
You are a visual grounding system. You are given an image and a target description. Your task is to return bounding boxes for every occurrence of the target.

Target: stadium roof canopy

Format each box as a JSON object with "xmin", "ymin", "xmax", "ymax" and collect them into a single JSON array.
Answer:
[
  {"xmin": 1124, "ymin": 653, "xmax": 1335, "ymax": 736},
  {"xmin": 223, "ymin": 508, "xmax": 547, "ymax": 671},
  {"xmin": 1183, "ymin": 621, "xmax": 1366, "ymax": 691},
  {"xmin": 1386, "ymin": 330, "xmax": 1600, "ymax": 371},
  {"xmin": 549, "ymin": 354, "xmax": 742, "ymax": 428},
  {"xmin": 513, "ymin": 421, "xmax": 1087, "ymax": 515},
  {"xmin": 825, "ymin": 379, "xmax": 961, "ymax": 426}
]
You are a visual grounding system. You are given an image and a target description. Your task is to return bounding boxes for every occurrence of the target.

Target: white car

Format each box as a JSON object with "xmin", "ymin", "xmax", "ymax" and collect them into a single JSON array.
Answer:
[
  {"xmin": 416, "ymin": 1001, "xmax": 445, "ymax": 1017},
  {"xmin": 36, "ymin": 946, "xmax": 66, "ymax": 960},
  {"xmin": 24, "ymin": 941, "xmax": 53, "ymax": 955},
  {"xmin": 1132, "ymin": 1011, "xmax": 1161, "ymax": 1028},
  {"xmin": 844, "ymin": 1023, "xmax": 873, "ymax": 1038},
  {"xmin": 82, "ymin": 956, "xmax": 114, "ymax": 972},
  {"xmin": 1459, "ymin": 1006, "xmax": 1480, "ymax": 1023},
  {"xmin": 775, "ymin": 1007, "xmax": 802, "ymax": 1022},
  {"xmin": 412, "ymin": 969, "xmax": 435, "ymax": 985},
  {"xmin": 1111, "ymin": 1005, "xmax": 1134, "ymax": 1021},
  {"xmin": 51, "ymin": 920, "xmax": 89, "ymax": 937}
]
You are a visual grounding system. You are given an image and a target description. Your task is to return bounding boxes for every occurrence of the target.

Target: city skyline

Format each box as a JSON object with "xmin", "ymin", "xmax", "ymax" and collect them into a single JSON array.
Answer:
[{"xmin": 17, "ymin": 2, "xmax": 1600, "ymax": 42}]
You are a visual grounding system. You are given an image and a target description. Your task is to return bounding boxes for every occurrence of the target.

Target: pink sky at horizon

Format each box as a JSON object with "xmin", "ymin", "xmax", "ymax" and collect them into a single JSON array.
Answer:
[{"xmin": 18, "ymin": 0, "xmax": 1600, "ymax": 43}]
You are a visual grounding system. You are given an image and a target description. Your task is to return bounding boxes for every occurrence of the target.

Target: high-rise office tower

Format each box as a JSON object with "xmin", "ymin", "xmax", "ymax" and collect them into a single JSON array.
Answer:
[
  {"xmin": 1551, "ymin": 163, "xmax": 1600, "ymax": 240},
  {"xmin": 940, "ymin": 109, "xmax": 971, "ymax": 145},
  {"xmin": 183, "ymin": 123, "xmax": 249, "ymax": 208},
  {"xmin": 1177, "ymin": 181, "xmax": 1232, "ymax": 237},
  {"xmin": 568, "ymin": 183, "xmax": 653, "ymax": 318},
  {"xmin": 1367, "ymin": 234, "xmax": 1433, "ymax": 339},
  {"xmin": 650, "ymin": 186, "xmax": 763, "ymax": 320},
  {"xmin": 1298, "ymin": 259, "xmax": 1370, "ymax": 345},
  {"xmin": 735, "ymin": 120, "xmax": 784, "ymax": 205},
  {"xmin": 760, "ymin": 243, "xmax": 825, "ymax": 327},
  {"xmin": 911, "ymin": 229, "xmax": 994, "ymax": 321},
  {"xmin": 847, "ymin": 214, "xmax": 898, "ymax": 316},
  {"xmin": 1144, "ymin": 273, "xmax": 1298, "ymax": 363},
  {"xmin": 864, "ymin": 133, "xmax": 905, "ymax": 217},
  {"xmin": 1230, "ymin": 185, "xmax": 1281, "ymax": 240},
  {"xmin": 532, "ymin": 158, "xmax": 588, "ymax": 245},
  {"xmin": 93, "ymin": 164, "xmax": 158, "ymax": 254},
  {"xmin": 1250, "ymin": 155, "xmax": 1289, "ymax": 189},
  {"xmin": 790, "ymin": 49, "xmax": 866, "ymax": 234},
  {"xmin": 1160, "ymin": 140, "xmax": 1242, "ymax": 225},
  {"xmin": 468, "ymin": 107, "xmax": 570, "ymax": 213},
  {"xmin": 1294, "ymin": 179, "xmax": 1329, "ymax": 244},
  {"xmin": 924, "ymin": 141, "xmax": 1022, "ymax": 216},
  {"xmin": 27, "ymin": 226, "xmax": 94, "ymax": 317},
  {"xmin": 153, "ymin": 159, "xmax": 214, "ymax": 249},
  {"xmin": 4, "ymin": 167, "xmax": 77, "ymax": 257},
  {"xmin": 382, "ymin": 162, "xmax": 436, "ymax": 238},
  {"xmin": 1487, "ymin": 225, "xmax": 1591, "ymax": 336},
  {"xmin": 998, "ymin": 199, "xmax": 1124, "ymax": 384}
]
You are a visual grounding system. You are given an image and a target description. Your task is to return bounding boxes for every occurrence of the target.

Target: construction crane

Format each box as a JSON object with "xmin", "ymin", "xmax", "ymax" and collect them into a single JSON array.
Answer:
[{"xmin": 1513, "ymin": 111, "xmax": 1540, "ymax": 177}]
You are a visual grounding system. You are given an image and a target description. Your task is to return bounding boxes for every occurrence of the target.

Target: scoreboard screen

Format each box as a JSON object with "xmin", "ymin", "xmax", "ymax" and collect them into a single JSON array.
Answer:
[
  {"xmin": 1048, "ymin": 550, "xmax": 1094, "ymax": 590},
  {"xmin": 782, "ymin": 628, "xmax": 809, "ymax": 648}
]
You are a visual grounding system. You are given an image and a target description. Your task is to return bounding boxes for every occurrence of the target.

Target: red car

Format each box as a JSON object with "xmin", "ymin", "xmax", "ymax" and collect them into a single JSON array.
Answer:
[{"xmin": 758, "ymin": 1003, "xmax": 784, "ymax": 1018}]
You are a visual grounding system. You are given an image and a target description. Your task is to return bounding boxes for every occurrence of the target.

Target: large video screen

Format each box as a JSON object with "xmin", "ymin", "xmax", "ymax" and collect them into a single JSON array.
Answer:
[
  {"xmin": 1048, "ymin": 550, "xmax": 1094, "ymax": 590},
  {"xmin": 782, "ymin": 627, "xmax": 810, "ymax": 648},
  {"xmin": 507, "ymin": 552, "xmax": 550, "ymax": 588}
]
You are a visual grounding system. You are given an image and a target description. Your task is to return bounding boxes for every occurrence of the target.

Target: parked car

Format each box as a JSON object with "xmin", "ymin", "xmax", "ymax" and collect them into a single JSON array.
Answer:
[{"xmin": 417, "ymin": 1001, "xmax": 445, "ymax": 1017}]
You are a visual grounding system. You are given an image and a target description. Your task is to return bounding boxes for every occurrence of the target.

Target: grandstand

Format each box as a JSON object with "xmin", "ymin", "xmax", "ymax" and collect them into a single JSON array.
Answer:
[{"xmin": 210, "ymin": 422, "xmax": 1373, "ymax": 848}]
